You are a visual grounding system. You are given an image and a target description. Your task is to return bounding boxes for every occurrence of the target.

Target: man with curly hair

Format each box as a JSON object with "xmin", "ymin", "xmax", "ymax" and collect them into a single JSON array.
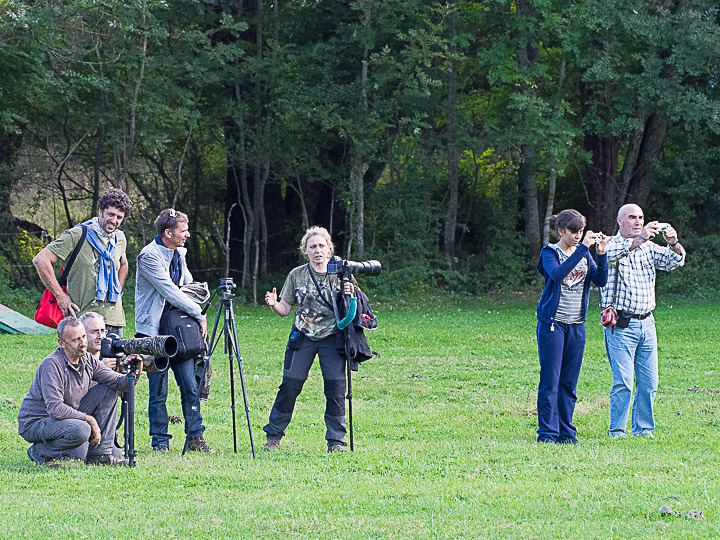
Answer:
[{"xmin": 33, "ymin": 188, "xmax": 133, "ymax": 336}]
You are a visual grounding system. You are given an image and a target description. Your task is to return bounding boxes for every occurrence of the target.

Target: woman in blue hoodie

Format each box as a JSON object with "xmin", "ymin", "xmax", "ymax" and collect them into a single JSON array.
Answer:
[{"xmin": 536, "ymin": 209, "xmax": 608, "ymax": 444}]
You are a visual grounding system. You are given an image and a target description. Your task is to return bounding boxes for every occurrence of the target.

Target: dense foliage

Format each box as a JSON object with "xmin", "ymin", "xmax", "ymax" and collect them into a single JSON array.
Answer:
[{"xmin": 2, "ymin": 0, "xmax": 719, "ymax": 298}]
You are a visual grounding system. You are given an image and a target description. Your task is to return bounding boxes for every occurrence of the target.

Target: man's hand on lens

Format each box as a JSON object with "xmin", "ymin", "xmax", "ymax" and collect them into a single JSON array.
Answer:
[
  {"xmin": 103, "ymin": 357, "xmax": 117, "ymax": 370},
  {"xmin": 126, "ymin": 354, "xmax": 144, "ymax": 381}
]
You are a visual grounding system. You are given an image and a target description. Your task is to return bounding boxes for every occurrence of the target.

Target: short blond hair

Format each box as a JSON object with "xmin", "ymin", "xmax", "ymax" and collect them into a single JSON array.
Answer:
[{"xmin": 300, "ymin": 226, "xmax": 334, "ymax": 259}]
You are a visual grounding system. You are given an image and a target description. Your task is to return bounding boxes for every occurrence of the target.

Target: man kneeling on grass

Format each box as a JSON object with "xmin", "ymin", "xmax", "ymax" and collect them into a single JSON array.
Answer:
[{"xmin": 18, "ymin": 316, "xmax": 140, "ymax": 467}]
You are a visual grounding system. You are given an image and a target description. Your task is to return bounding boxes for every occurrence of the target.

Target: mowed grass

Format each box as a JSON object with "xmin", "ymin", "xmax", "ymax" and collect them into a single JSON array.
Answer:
[{"xmin": 0, "ymin": 296, "xmax": 719, "ymax": 539}]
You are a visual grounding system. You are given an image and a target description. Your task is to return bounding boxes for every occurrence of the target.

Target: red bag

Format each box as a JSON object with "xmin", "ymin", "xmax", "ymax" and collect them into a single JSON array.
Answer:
[
  {"xmin": 34, "ymin": 286, "xmax": 66, "ymax": 328},
  {"xmin": 33, "ymin": 225, "xmax": 88, "ymax": 328}
]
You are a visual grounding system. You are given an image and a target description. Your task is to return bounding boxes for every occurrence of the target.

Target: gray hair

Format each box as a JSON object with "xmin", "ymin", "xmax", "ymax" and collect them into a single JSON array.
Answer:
[
  {"xmin": 57, "ymin": 316, "xmax": 83, "ymax": 339},
  {"xmin": 80, "ymin": 312, "xmax": 105, "ymax": 325}
]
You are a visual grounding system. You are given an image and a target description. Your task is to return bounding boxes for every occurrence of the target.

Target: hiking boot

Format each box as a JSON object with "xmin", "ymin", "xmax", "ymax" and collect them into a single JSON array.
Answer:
[
  {"xmin": 27, "ymin": 446, "xmax": 60, "ymax": 469},
  {"xmin": 263, "ymin": 438, "xmax": 281, "ymax": 451},
  {"xmin": 187, "ymin": 435, "xmax": 215, "ymax": 453},
  {"xmin": 327, "ymin": 444, "xmax": 346, "ymax": 453},
  {"xmin": 152, "ymin": 444, "xmax": 170, "ymax": 453},
  {"xmin": 86, "ymin": 454, "xmax": 130, "ymax": 466}
]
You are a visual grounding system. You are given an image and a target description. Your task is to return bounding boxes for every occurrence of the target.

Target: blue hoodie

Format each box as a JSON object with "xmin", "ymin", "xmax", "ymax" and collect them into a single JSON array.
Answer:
[{"xmin": 536, "ymin": 243, "xmax": 608, "ymax": 324}]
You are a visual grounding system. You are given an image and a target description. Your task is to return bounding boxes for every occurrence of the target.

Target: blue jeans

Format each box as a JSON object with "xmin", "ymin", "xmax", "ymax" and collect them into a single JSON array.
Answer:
[
  {"xmin": 604, "ymin": 315, "xmax": 658, "ymax": 436},
  {"xmin": 536, "ymin": 321, "xmax": 586, "ymax": 443},
  {"xmin": 147, "ymin": 359, "xmax": 204, "ymax": 448}
]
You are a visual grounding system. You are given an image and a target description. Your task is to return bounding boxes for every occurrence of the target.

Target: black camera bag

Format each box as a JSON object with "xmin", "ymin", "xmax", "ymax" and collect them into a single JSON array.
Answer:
[{"xmin": 159, "ymin": 307, "xmax": 206, "ymax": 362}]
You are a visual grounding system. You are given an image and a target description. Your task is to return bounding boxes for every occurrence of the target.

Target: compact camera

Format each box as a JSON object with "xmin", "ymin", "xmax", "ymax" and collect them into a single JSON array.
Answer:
[{"xmin": 657, "ymin": 222, "xmax": 670, "ymax": 232}]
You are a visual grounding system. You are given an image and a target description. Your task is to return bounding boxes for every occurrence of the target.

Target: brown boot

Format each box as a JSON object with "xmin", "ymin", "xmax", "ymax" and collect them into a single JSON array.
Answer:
[
  {"xmin": 263, "ymin": 438, "xmax": 281, "ymax": 451},
  {"xmin": 187, "ymin": 435, "xmax": 215, "ymax": 453}
]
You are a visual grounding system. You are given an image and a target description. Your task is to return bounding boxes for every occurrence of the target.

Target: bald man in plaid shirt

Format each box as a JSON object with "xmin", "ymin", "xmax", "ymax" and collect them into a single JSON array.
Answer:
[{"xmin": 600, "ymin": 204, "xmax": 685, "ymax": 439}]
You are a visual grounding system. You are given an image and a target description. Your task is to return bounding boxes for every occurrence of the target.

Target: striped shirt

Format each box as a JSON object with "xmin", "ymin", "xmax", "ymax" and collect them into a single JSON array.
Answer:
[
  {"xmin": 600, "ymin": 235, "xmax": 685, "ymax": 314},
  {"xmin": 550, "ymin": 244, "xmax": 587, "ymax": 324}
]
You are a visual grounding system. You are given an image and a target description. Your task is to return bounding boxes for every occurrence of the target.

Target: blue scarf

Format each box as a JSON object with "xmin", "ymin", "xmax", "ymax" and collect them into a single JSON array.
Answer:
[{"xmin": 80, "ymin": 222, "xmax": 121, "ymax": 303}]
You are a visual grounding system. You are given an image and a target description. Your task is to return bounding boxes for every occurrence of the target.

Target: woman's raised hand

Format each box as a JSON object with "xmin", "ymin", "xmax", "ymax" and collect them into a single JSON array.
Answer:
[{"xmin": 265, "ymin": 287, "xmax": 278, "ymax": 306}]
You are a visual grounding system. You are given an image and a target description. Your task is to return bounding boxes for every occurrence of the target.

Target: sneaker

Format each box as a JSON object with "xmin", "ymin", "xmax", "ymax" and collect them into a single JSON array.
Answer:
[
  {"xmin": 187, "ymin": 435, "xmax": 215, "ymax": 453},
  {"xmin": 263, "ymin": 438, "xmax": 281, "ymax": 451},
  {"xmin": 27, "ymin": 446, "xmax": 60, "ymax": 469},
  {"xmin": 86, "ymin": 454, "xmax": 130, "ymax": 466},
  {"xmin": 327, "ymin": 444, "xmax": 346, "ymax": 453},
  {"xmin": 635, "ymin": 430, "xmax": 654, "ymax": 439},
  {"xmin": 152, "ymin": 444, "xmax": 169, "ymax": 453}
]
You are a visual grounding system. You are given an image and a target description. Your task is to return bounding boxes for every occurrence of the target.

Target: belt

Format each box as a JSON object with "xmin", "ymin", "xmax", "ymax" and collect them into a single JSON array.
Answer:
[{"xmin": 629, "ymin": 312, "xmax": 652, "ymax": 320}]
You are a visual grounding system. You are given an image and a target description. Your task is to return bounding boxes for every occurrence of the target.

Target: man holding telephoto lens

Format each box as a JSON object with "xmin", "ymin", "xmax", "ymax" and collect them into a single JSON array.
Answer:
[
  {"xmin": 601, "ymin": 204, "xmax": 685, "ymax": 439},
  {"xmin": 18, "ymin": 316, "xmax": 138, "ymax": 467},
  {"xmin": 135, "ymin": 208, "xmax": 213, "ymax": 454}
]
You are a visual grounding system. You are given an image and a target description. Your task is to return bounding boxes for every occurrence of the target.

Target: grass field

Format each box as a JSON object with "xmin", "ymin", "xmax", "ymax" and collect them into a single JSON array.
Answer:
[{"xmin": 1, "ymin": 295, "xmax": 719, "ymax": 539}]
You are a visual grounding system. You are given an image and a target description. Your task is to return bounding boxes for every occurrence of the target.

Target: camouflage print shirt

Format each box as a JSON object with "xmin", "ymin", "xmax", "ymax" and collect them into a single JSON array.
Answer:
[{"xmin": 280, "ymin": 264, "xmax": 351, "ymax": 340}]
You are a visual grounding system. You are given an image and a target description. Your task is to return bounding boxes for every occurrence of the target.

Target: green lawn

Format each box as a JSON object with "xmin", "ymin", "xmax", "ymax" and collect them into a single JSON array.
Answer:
[{"xmin": 1, "ymin": 297, "xmax": 718, "ymax": 539}]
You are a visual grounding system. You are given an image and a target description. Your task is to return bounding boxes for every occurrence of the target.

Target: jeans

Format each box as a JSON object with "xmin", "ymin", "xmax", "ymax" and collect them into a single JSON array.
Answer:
[
  {"xmin": 147, "ymin": 358, "xmax": 204, "ymax": 447},
  {"xmin": 536, "ymin": 321, "xmax": 586, "ymax": 443},
  {"xmin": 604, "ymin": 315, "xmax": 658, "ymax": 436},
  {"xmin": 264, "ymin": 333, "xmax": 347, "ymax": 446},
  {"xmin": 21, "ymin": 383, "xmax": 119, "ymax": 462}
]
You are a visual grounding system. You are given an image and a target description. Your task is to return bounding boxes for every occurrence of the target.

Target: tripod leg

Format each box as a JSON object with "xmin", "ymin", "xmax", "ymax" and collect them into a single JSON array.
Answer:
[
  {"xmin": 227, "ymin": 321, "xmax": 238, "ymax": 454},
  {"xmin": 347, "ymin": 359, "xmax": 354, "ymax": 452},
  {"xmin": 118, "ymin": 394, "xmax": 129, "ymax": 459},
  {"xmin": 228, "ymin": 303, "xmax": 256, "ymax": 458},
  {"xmin": 126, "ymin": 371, "xmax": 137, "ymax": 467}
]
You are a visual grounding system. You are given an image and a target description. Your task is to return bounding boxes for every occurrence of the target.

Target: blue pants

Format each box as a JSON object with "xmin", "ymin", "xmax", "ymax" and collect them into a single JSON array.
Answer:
[
  {"xmin": 604, "ymin": 315, "xmax": 658, "ymax": 436},
  {"xmin": 147, "ymin": 359, "xmax": 205, "ymax": 448},
  {"xmin": 263, "ymin": 333, "xmax": 347, "ymax": 446},
  {"xmin": 536, "ymin": 321, "xmax": 586, "ymax": 443}
]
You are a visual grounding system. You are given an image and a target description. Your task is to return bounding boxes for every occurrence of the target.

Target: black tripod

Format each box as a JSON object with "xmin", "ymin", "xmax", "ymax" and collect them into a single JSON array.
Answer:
[
  {"xmin": 119, "ymin": 359, "xmax": 142, "ymax": 467},
  {"xmin": 333, "ymin": 273, "xmax": 358, "ymax": 452},
  {"xmin": 182, "ymin": 277, "xmax": 256, "ymax": 457}
]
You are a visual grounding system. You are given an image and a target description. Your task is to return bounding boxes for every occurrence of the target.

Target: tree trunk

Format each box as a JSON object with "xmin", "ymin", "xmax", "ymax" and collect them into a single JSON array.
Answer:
[
  {"xmin": 515, "ymin": 0, "xmax": 542, "ymax": 261},
  {"xmin": 581, "ymin": 80, "xmax": 620, "ymax": 234},
  {"xmin": 623, "ymin": 115, "xmax": 668, "ymax": 210},
  {"xmin": 519, "ymin": 144, "xmax": 542, "ymax": 261},
  {"xmin": 352, "ymin": 5, "xmax": 371, "ymax": 260},
  {"xmin": 443, "ymin": 0, "xmax": 459, "ymax": 270}
]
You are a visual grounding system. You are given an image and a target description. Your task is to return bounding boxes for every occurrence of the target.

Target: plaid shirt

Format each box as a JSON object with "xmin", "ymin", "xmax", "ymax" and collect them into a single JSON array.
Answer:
[{"xmin": 600, "ymin": 235, "xmax": 685, "ymax": 314}]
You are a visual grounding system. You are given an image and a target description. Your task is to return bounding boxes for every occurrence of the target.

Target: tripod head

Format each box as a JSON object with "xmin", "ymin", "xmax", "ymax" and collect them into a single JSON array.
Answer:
[{"xmin": 220, "ymin": 277, "xmax": 236, "ymax": 300}]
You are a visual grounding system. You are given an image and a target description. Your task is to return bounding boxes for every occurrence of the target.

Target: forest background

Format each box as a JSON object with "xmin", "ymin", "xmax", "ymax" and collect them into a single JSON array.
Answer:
[{"xmin": 2, "ymin": 0, "xmax": 720, "ymax": 303}]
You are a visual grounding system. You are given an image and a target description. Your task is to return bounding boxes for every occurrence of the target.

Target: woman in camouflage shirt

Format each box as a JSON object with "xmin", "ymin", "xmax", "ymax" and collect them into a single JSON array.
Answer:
[{"xmin": 263, "ymin": 226, "xmax": 354, "ymax": 453}]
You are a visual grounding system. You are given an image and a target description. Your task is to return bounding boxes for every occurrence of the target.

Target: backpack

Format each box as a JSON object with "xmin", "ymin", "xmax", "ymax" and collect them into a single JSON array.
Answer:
[
  {"xmin": 336, "ymin": 288, "xmax": 377, "ymax": 369},
  {"xmin": 158, "ymin": 308, "xmax": 206, "ymax": 362}
]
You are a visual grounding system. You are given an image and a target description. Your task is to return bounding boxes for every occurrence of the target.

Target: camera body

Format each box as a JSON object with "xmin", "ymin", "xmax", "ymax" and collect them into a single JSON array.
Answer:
[
  {"xmin": 657, "ymin": 222, "xmax": 670, "ymax": 232},
  {"xmin": 327, "ymin": 256, "xmax": 382, "ymax": 277}
]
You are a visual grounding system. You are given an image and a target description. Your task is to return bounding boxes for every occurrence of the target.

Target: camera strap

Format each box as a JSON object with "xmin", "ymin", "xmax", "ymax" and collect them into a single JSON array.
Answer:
[{"xmin": 307, "ymin": 263, "xmax": 334, "ymax": 310}]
